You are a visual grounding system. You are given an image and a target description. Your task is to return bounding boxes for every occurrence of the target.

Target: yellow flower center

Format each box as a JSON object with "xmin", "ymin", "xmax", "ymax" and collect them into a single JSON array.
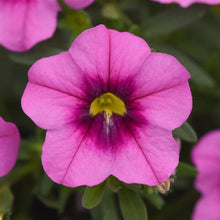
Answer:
[{"xmin": 90, "ymin": 92, "xmax": 127, "ymax": 133}]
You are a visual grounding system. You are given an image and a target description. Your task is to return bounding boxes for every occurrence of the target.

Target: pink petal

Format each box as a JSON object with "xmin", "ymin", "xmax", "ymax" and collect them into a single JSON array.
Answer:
[
  {"xmin": 64, "ymin": 0, "xmax": 94, "ymax": 9},
  {"xmin": 42, "ymin": 123, "xmax": 112, "ymax": 187},
  {"xmin": 195, "ymin": 174, "xmax": 220, "ymax": 195},
  {"xmin": 112, "ymin": 124, "xmax": 180, "ymax": 186},
  {"xmin": 191, "ymin": 130, "xmax": 220, "ymax": 194},
  {"xmin": 126, "ymin": 52, "xmax": 192, "ymax": 130},
  {"xmin": 192, "ymin": 130, "xmax": 220, "ymax": 163},
  {"xmin": 192, "ymin": 190, "xmax": 220, "ymax": 220},
  {"xmin": 25, "ymin": 52, "xmax": 91, "ymax": 99},
  {"xmin": 22, "ymin": 82, "xmax": 88, "ymax": 130},
  {"xmin": 152, "ymin": 0, "xmax": 220, "ymax": 7},
  {"xmin": 21, "ymin": 51, "xmax": 98, "ymax": 130},
  {"xmin": 0, "ymin": 117, "xmax": 20, "ymax": 177},
  {"xmin": 42, "ymin": 120, "xmax": 179, "ymax": 187},
  {"xmin": 0, "ymin": 0, "xmax": 61, "ymax": 52},
  {"xmin": 69, "ymin": 25, "xmax": 110, "ymax": 91},
  {"xmin": 129, "ymin": 52, "xmax": 191, "ymax": 99},
  {"xmin": 132, "ymin": 82, "xmax": 192, "ymax": 130},
  {"xmin": 108, "ymin": 29, "xmax": 151, "ymax": 91}
]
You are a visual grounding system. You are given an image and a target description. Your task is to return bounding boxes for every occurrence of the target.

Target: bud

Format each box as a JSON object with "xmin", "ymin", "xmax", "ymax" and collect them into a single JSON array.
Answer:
[
  {"xmin": 107, "ymin": 176, "xmax": 122, "ymax": 192},
  {"xmin": 155, "ymin": 179, "xmax": 171, "ymax": 194}
]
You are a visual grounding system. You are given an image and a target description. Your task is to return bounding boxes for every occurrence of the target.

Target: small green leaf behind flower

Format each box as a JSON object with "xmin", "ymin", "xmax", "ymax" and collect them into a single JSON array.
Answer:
[
  {"xmin": 119, "ymin": 187, "xmax": 148, "ymax": 220},
  {"xmin": 0, "ymin": 186, "xmax": 13, "ymax": 220},
  {"xmin": 177, "ymin": 162, "xmax": 198, "ymax": 177},
  {"xmin": 173, "ymin": 122, "xmax": 198, "ymax": 143},
  {"xmin": 142, "ymin": 186, "xmax": 165, "ymax": 210},
  {"xmin": 82, "ymin": 181, "xmax": 106, "ymax": 209},
  {"xmin": 91, "ymin": 191, "xmax": 119, "ymax": 220}
]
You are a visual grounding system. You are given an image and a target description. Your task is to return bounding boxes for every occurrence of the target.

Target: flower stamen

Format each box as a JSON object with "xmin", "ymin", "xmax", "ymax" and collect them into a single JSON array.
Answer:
[{"xmin": 90, "ymin": 92, "xmax": 126, "ymax": 134}]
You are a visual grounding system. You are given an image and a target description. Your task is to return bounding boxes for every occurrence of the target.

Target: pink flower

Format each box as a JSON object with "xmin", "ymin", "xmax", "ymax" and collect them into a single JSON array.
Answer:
[
  {"xmin": 192, "ymin": 190, "xmax": 220, "ymax": 220},
  {"xmin": 0, "ymin": 0, "xmax": 94, "ymax": 52},
  {"xmin": 0, "ymin": 0, "xmax": 61, "ymax": 52},
  {"xmin": 64, "ymin": 0, "xmax": 94, "ymax": 10},
  {"xmin": 152, "ymin": 0, "xmax": 220, "ymax": 7},
  {"xmin": 0, "ymin": 117, "xmax": 20, "ymax": 177},
  {"xmin": 191, "ymin": 130, "xmax": 220, "ymax": 220},
  {"xmin": 21, "ymin": 25, "xmax": 192, "ymax": 187}
]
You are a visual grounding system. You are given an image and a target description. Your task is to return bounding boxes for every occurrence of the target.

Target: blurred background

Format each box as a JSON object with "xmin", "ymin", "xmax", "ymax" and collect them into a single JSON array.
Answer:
[{"xmin": 0, "ymin": 0, "xmax": 220, "ymax": 219}]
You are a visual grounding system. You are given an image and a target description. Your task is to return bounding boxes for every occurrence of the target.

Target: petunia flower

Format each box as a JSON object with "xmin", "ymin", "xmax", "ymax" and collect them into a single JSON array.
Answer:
[
  {"xmin": 191, "ymin": 130, "xmax": 220, "ymax": 220},
  {"xmin": 0, "ymin": 0, "xmax": 61, "ymax": 52},
  {"xmin": 21, "ymin": 25, "xmax": 192, "ymax": 187},
  {"xmin": 192, "ymin": 189, "xmax": 220, "ymax": 220},
  {"xmin": 0, "ymin": 0, "xmax": 94, "ymax": 52},
  {"xmin": 0, "ymin": 117, "xmax": 20, "ymax": 177},
  {"xmin": 152, "ymin": 0, "xmax": 220, "ymax": 8},
  {"xmin": 191, "ymin": 130, "xmax": 220, "ymax": 194}
]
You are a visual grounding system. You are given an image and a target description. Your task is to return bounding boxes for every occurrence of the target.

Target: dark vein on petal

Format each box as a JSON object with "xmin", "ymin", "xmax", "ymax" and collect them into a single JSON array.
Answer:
[
  {"xmin": 126, "ymin": 82, "xmax": 186, "ymax": 102},
  {"xmin": 61, "ymin": 119, "xmax": 94, "ymax": 184},
  {"xmin": 97, "ymin": 74, "xmax": 104, "ymax": 94},
  {"xmin": 107, "ymin": 30, "xmax": 111, "ymax": 91},
  {"xmin": 122, "ymin": 118, "xmax": 161, "ymax": 184},
  {"xmin": 21, "ymin": 1, "xmax": 28, "ymax": 50},
  {"xmin": 67, "ymin": 52, "xmax": 101, "ymax": 99},
  {"xmin": 97, "ymin": 116, "xmax": 104, "ymax": 140},
  {"xmin": 29, "ymin": 81, "xmax": 91, "ymax": 103}
]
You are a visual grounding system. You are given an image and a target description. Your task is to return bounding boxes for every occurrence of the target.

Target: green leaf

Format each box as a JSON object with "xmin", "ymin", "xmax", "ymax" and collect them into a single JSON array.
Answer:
[
  {"xmin": 143, "ymin": 188, "xmax": 165, "ymax": 210},
  {"xmin": 177, "ymin": 162, "xmax": 198, "ymax": 177},
  {"xmin": 118, "ymin": 187, "xmax": 147, "ymax": 220},
  {"xmin": 91, "ymin": 206, "xmax": 103, "ymax": 220},
  {"xmin": 143, "ymin": 6, "xmax": 207, "ymax": 38},
  {"xmin": 38, "ymin": 174, "xmax": 54, "ymax": 196},
  {"xmin": 107, "ymin": 176, "xmax": 121, "ymax": 192},
  {"xmin": 91, "ymin": 191, "xmax": 118, "ymax": 220},
  {"xmin": 173, "ymin": 122, "xmax": 197, "ymax": 143},
  {"xmin": 0, "ymin": 186, "xmax": 13, "ymax": 217},
  {"xmin": 35, "ymin": 194, "xmax": 58, "ymax": 209},
  {"xmin": 57, "ymin": 187, "xmax": 73, "ymax": 214},
  {"xmin": 82, "ymin": 181, "xmax": 106, "ymax": 209},
  {"xmin": 191, "ymin": 20, "xmax": 220, "ymax": 50},
  {"xmin": 34, "ymin": 174, "xmax": 58, "ymax": 209},
  {"xmin": 102, "ymin": 193, "xmax": 118, "ymax": 220}
]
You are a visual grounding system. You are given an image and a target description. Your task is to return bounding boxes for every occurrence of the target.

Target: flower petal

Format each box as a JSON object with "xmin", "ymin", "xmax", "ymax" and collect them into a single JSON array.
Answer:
[
  {"xmin": 69, "ymin": 25, "xmax": 110, "ymax": 91},
  {"xmin": 108, "ymin": 29, "xmax": 151, "ymax": 93},
  {"xmin": 111, "ymin": 124, "xmax": 179, "ymax": 186},
  {"xmin": 64, "ymin": 0, "xmax": 94, "ymax": 9},
  {"xmin": 152, "ymin": 0, "xmax": 220, "ymax": 7},
  {"xmin": 25, "ymin": 51, "xmax": 96, "ymax": 100},
  {"xmin": 42, "ymin": 122, "xmax": 112, "ymax": 187},
  {"xmin": 21, "ymin": 51, "xmax": 97, "ymax": 130},
  {"xmin": 131, "ymin": 82, "xmax": 192, "ymax": 130},
  {"xmin": 0, "ymin": 117, "xmax": 20, "ymax": 177},
  {"xmin": 192, "ymin": 190, "xmax": 220, "ymax": 220},
  {"xmin": 191, "ymin": 130, "xmax": 220, "ymax": 194},
  {"xmin": 128, "ymin": 52, "xmax": 191, "ymax": 100},
  {"xmin": 195, "ymin": 174, "xmax": 220, "ymax": 196},
  {"xmin": 22, "ymin": 82, "xmax": 88, "ymax": 130},
  {"xmin": 0, "ymin": 0, "xmax": 60, "ymax": 52}
]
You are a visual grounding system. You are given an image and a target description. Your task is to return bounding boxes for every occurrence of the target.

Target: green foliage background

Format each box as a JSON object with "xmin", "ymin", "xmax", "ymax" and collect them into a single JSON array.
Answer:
[{"xmin": 0, "ymin": 0, "xmax": 220, "ymax": 219}]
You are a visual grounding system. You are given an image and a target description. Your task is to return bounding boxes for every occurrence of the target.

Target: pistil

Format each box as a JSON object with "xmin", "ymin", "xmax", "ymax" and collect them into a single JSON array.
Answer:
[{"xmin": 90, "ymin": 93, "xmax": 126, "ymax": 134}]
